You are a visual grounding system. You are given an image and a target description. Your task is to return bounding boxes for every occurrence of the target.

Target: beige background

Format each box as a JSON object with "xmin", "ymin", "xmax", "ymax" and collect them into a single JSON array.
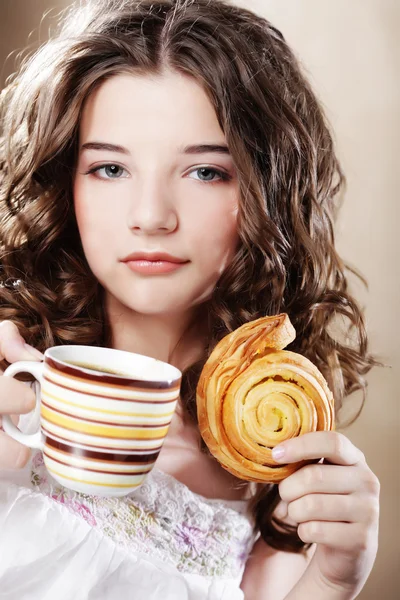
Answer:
[{"xmin": 1, "ymin": 1, "xmax": 399, "ymax": 598}]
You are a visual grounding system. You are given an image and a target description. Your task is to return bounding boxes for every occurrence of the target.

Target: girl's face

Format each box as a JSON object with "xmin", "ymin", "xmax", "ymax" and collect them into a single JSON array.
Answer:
[{"xmin": 74, "ymin": 71, "xmax": 240, "ymax": 317}]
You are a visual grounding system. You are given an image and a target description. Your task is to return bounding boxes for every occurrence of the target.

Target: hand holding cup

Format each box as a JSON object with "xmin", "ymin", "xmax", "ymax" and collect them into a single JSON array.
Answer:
[
  {"xmin": 0, "ymin": 320, "xmax": 44, "ymax": 469},
  {"xmin": 2, "ymin": 341, "xmax": 181, "ymax": 496}
]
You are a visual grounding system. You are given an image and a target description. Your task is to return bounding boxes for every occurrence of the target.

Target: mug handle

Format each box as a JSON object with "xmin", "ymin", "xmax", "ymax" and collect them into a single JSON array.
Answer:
[{"xmin": 2, "ymin": 361, "xmax": 45, "ymax": 450}]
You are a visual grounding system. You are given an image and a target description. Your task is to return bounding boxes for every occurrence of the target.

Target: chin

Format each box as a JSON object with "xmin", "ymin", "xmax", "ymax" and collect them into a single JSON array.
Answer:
[
  {"xmin": 130, "ymin": 302, "xmax": 186, "ymax": 315},
  {"xmin": 103, "ymin": 274, "xmax": 215, "ymax": 317},
  {"xmin": 113, "ymin": 291, "xmax": 198, "ymax": 316}
]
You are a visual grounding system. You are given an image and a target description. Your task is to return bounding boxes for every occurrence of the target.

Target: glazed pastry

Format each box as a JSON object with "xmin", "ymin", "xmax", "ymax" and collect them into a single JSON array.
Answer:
[{"xmin": 197, "ymin": 314, "xmax": 334, "ymax": 483}]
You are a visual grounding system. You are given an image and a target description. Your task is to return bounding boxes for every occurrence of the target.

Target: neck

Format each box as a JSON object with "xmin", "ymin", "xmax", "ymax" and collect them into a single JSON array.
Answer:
[{"xmin": 105, "ymin": 293, "xmax": 208, "ymax": 372}]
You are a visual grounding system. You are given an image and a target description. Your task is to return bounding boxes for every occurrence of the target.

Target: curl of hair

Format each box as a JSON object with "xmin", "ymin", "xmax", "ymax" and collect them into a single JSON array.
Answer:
[{"xmin": 0, "ymin": 0, "xmax": 378, "ymax": 553}]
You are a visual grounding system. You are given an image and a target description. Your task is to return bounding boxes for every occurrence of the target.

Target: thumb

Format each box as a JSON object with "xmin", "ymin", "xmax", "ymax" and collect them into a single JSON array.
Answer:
[
  {"xmin": 5, "ymin": 339, "xmax": 43, "ymax": 363},
  {"xmin": 0, "ymin": 321, "xmax": 44, "ymax": 363}
]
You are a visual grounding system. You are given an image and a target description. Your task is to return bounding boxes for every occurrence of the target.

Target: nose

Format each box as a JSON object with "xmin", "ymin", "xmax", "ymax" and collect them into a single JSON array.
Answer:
[{"xmin": 126, "ymin": 176, "xmax": 178, "ymax": 235}]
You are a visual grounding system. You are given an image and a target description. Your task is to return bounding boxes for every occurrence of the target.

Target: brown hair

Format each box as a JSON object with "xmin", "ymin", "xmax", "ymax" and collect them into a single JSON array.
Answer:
[{"xmin": 0, "ymin": 0, "xmax": 377, "ymax": 552}]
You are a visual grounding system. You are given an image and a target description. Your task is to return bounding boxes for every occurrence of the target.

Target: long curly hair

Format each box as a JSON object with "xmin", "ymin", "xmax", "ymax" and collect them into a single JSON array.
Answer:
[{"xmin": 0, "ymin": 0, "xmax": 377, "ymax": 552}]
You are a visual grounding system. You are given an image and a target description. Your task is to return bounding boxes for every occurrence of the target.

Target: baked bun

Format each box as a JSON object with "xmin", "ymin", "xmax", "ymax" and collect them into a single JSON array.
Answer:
[{"xmin": 197, "ymin": 314, "xmax": 334, "ymax": 483}]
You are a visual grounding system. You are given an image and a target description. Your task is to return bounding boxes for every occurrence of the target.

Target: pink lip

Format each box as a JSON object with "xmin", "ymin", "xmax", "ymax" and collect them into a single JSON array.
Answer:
[
  {"xmin": 125, "ymin": 260, "xmax": 187, "ymax": 274},
  {"xmin": 121, "ymin": 252, "xmax": 189, "ymax": 275}
]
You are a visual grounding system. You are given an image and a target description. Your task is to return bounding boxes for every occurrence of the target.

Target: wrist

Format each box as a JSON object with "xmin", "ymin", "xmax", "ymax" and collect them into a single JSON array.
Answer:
[{"xmin": 283, "ymin": 561, "xmax": 358, "ymax": 600}]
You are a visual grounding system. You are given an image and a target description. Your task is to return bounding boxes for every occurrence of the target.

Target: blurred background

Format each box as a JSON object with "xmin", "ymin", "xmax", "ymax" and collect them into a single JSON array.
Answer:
[{"xmin": 1, "ymin": 0, "xmax": 399, "ymax": 598}]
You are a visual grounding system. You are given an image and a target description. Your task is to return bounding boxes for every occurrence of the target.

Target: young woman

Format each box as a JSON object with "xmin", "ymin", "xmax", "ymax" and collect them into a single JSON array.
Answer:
[{"xmin": 0, "ymin": 1, "xmax": 379, "ymax": 598}]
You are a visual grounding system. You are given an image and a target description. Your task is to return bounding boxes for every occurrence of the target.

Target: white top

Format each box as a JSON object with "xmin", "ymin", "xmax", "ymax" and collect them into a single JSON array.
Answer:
[{"xmin": 0, "ymin": 405, "xmax": 257, "ymax": 600}]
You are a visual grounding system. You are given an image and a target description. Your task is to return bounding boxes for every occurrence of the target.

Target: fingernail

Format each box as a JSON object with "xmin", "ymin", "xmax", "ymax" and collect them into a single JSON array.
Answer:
[
  {"xmin": 272, "ymin": 445, "xmax": 286, "ymax": 461},
  {"xmin": 24, "ymin": 343, "xmax": 44, "ymax": 360}
]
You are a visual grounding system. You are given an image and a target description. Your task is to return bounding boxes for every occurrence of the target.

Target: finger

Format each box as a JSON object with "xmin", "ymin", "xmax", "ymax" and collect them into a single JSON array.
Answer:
[
  {"xmin": 279, "ymin": 464, "xmax": 369, "ymax": 503},
  {"xmin": 0, "ymin": 431, "xmax": 31, "ymax": 469},
  {"xmin": 0, "ymin": 377, "xmax": 36, "ymax": 414},
  {"xmin": 0, "ymin": 320, "xmax": 44, "ymax": 362},
  {"xmin": 274, "ymin": 500, "xmax": 300, "ymax": 528},
  {"xmin": 275, "ymin": 500, "xmax": 288, "ymax": 519},
  {"xmin": 287, "ymin": 493, "xmax": 377, "ymax": 525},
  {"xmin": 298, "ymin": 521, "xmax": 372, "ymax": 552},
  {"xmin": 272, "ymin": 431, "xmax": 365, "ymax": 467},
  {"xmin": 0, "ymin": 413, "xmax": 20, "ymax": 428}
]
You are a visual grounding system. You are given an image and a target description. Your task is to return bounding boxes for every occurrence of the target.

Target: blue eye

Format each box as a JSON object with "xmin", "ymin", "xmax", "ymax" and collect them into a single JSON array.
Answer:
[
  {"xmin": 84, "ymin": 164, "xmax": 232, "ymax": 183},
  {"xmin": 86, "ymin": 164, "xmax": 128, "ymax": 179},
  {"xmin": 188, "ymin": 167, "xmax": 231, "ymax": 183}
]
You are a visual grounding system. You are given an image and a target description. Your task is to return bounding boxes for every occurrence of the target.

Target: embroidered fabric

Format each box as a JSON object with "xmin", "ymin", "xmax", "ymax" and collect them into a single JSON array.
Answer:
[{"xmin": 30, "ymin": 450, "xmax": 256, "ymax": 578}]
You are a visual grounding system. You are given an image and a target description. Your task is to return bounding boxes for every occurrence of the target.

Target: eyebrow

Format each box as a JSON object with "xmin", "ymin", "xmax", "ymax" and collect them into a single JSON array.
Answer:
[
  {"xmin": 80, "ymin": 142, "xmax": 231, "ymax": 155},
  {"xmin": 183, "ymin": 143, "xmax": 230, "ymax": 155}
]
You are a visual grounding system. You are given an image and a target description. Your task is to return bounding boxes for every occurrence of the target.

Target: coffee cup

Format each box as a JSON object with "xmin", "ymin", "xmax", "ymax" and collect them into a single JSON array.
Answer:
[{"xmin": 2, "ymin": 345, "xmax": 181, "ymax": 497}]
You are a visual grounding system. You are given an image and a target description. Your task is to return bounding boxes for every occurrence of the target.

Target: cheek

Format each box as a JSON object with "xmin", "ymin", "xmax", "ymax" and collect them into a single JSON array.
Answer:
[
  {"xmin": 184, "ymin": 199, "xmax": 239, "ymax": 304},
  {"xmin": 73, "ymin": 178, "xmax": 92, "ymax": 237},
  {"xmin": 73, "ymin": 180, "xmax": 118, "ymax": 254},
  {"xmin": 186, "ymin": 196, "xmax": 239, "ymax": 270}
]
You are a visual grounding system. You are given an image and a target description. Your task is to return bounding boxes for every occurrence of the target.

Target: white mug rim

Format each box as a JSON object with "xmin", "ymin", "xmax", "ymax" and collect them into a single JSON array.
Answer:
[{"xmin": 44, "ymin": 345, "xmax": 182, "ymax": 386}]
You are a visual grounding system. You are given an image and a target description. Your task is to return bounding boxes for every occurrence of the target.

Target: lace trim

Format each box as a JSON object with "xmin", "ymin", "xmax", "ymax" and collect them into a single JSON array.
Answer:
[{"xmin": 30, "ymin": 451, "xmax": 257, "ymax": 578}]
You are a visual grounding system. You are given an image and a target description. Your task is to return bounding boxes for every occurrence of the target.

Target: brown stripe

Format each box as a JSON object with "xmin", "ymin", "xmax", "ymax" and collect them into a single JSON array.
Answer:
[
  {"xmin": 42, "ymin": 425, "xmax": 164, "ymax": 451},
  {"xmin": 44, "ymin": 450, "xmax": 152, "ymax": 476},
  {"xmin": 44, "ymin": 436, "xmax": 160, "ymax": 464},
  {"xmin": 41, "ymin": 399, "xmax": 171, "ymax": 428},
  {"xmin": 43, "ymin": 373, "xmax": 178, "ymax": 404},
  {"xmin": 46, "ymin": 356, "xmax": 181, "ymax": 391}
]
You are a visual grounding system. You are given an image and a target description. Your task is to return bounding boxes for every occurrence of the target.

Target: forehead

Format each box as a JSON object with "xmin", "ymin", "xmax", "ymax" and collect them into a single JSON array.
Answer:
[{"xmin": 79, "ymin": 71, "xmax": 225, "ymax": 145}]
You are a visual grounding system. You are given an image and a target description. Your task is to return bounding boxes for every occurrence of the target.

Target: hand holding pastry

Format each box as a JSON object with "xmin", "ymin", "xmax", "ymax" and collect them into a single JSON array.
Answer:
[
  {"xmin": 197, "ymin": 314, "xmax": 379, "ymax": 598},
  {"xmin": 276, "ymin": 431, "xmax": 379, "ymax": 599}
]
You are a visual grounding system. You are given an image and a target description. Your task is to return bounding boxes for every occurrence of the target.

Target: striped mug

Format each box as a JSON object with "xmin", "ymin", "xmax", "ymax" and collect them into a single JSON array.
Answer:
[{"xmin": 2, "ymin": 345, "xmax": 181, "ymax": 496}]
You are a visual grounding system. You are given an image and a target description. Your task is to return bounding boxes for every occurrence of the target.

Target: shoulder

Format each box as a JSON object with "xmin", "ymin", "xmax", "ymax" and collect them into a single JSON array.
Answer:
[{"xmin": 240, "ymin": 536, "xmax": 315, "ymax": 600}]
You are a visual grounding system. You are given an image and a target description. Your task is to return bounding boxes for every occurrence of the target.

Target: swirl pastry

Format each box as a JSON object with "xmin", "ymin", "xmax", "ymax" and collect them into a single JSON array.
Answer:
[{"xmin": 197, "ymin": 314, "xmax": 334, "ymax": 483}]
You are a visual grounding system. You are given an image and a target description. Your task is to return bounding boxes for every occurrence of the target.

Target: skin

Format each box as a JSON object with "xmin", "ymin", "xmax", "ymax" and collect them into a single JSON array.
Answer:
[
  {"xmin": 73, "ymin": 71, "xmax": 240, "ymax": 366},
  {"xmin": 241, "ymin": 433, "xmax": 380, "ymax": 599},
  {"xmin": 0, "ymin": 71, "xmax": 379, "ymax": 600}
]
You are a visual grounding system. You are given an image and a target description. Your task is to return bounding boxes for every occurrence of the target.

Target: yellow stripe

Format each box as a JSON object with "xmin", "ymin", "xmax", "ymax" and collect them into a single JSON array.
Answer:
[
  {"xmin": 42, "ymin": 389, "xmax": 174, "ymax": 419},
  {"xmin": 47, "ymin": 466, "xmax": 142, "ymax": 488},
  {"xmin": 41, "ymin": 405, "xmax": 169, "ymax": 439}
]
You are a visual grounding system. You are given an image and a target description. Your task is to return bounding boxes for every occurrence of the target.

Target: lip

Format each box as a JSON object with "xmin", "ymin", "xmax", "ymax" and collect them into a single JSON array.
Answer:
[
  {"xmin": 121, "ymin": 252, "xmax": 188, "ymax": 264},
  {"xmin": 121, "ymin": 252, "xmax": 190, "ymax": 275}
]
